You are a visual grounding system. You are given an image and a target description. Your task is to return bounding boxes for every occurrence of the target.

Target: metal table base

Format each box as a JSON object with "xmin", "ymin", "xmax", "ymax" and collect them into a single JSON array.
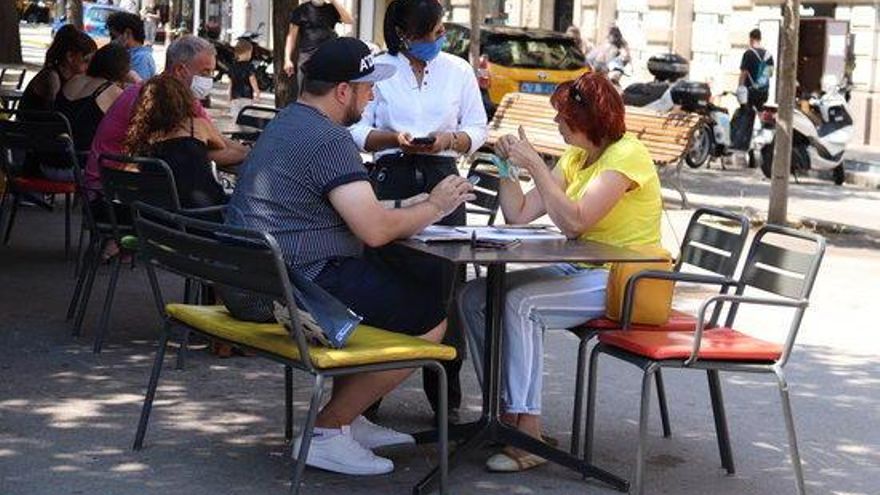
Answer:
[{"xmin": 412, "ymin": 264, "xmax": 629, "ymax": 495}]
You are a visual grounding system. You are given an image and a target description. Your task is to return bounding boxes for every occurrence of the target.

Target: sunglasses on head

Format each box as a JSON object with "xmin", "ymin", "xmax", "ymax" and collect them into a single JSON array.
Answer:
[{"xmin": 569, "ymin": 84, "xmax": 586, "ymax": 105}]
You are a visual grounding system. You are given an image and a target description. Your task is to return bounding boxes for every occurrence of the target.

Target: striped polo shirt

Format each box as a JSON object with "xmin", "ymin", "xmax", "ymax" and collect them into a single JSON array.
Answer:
[{"xmin": 225, "ymin": 102, "xmax": 369, "ymax": 280}]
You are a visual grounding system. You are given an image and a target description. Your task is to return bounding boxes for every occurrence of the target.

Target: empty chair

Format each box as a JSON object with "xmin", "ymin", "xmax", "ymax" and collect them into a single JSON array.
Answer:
[
  {"xmin": 584, "ymin": 224, "xmax": 825, "ymax": 495},
  {"xmin": 232, "ymin": 104, "xmax": 278, "ymax": 143},
  {"xmin": 0, "ymin": 67, "xmax": 27, "ymax": 90}
]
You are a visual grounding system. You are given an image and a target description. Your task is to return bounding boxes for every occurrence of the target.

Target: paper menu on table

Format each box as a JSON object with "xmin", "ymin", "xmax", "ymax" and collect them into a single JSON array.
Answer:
[
  {"xmin": 410, "ymin": 225, "xmax": 472, "ymax": 242},
  {"xmin": 411, "ymin": 225, "xmax": 566, "ymax": 242}
]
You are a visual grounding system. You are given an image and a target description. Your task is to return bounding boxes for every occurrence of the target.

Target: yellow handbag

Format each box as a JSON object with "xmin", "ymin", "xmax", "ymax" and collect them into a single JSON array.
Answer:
[{"xmin": 605, "ymin": 245, "xmax": 675, "ymax": 326}]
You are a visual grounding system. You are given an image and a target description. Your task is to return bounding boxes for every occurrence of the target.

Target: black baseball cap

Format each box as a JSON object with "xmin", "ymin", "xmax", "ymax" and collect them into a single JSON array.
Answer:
[{"xmin": 302, "ymin": 37, "xmax": 396, "ymax": 83}]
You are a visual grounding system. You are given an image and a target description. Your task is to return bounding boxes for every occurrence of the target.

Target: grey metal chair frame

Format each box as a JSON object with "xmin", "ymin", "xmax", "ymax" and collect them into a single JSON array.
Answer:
[
  {"xmin": 130, "ymin": 202, "xmax": 450, "ymax": 495},
  {"xmin": 0, "ymin": 67, "xmax": 27, "ymax": 90},
  {"xmin": 464, "ymin": 154, "xmax": 501, "ymax": 226},
  {"xmin": 568, "ymin": 207, "xmax": 751, "ymax": 456},
  {"xmin": 463, "ymin": 154, "xmax": 502, "ymax": 279},
  {"xmin": 232, "ymin": 104, "xmax": 278, "ymax": 142},
  {"xmin": 0, "ymin": 111, "xmax": 78, "ymax": 257},
  {"xmin": 75, "ymin": 155, "xmax": 181, "ymax": 353},
  {"xmin": 584, "ymin": 224, "xmax": 826, "ymax": 495},
  {"xmin": 69, "ymin": 153, "xmax": 223, "ymax": 354}
]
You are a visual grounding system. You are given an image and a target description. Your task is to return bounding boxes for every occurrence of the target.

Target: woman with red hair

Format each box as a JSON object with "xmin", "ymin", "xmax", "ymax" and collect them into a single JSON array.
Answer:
[{"xmin": 458, "ymin": 72, "xmax": 663, "ymax": 472}]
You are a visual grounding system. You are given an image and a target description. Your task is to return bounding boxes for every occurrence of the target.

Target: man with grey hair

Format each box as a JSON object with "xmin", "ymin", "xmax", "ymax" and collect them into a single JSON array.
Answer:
[{"xmin": 85, "ymin": 35, "xmax": 248, "ymax": 198}]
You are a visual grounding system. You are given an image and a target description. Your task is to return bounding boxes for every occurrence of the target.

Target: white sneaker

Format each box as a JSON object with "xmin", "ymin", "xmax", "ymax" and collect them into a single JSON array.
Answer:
[
  {"xmin": 351, "ymin": 415, "xmax": 416, "ymax": 450},
  {"xmin": 291, "ymin": 425, "xmax": 394, "ymax": 475}
]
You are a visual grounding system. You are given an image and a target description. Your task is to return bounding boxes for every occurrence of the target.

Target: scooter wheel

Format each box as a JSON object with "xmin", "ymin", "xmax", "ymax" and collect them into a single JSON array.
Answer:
[
  {"xmin": 685, "ymin": 123, "xmax": 712, "ymax": 169},
  {"xmin": 760, "ymin": 144, "xmax": 774, "ymax": 179},
  {"xmin": 747, "ymin": 149, "xmax": 759, "ymax": 169}
]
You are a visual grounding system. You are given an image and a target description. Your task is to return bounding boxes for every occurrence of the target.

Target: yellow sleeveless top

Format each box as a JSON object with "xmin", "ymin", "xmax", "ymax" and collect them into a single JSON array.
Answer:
[{"xmin": 559, "ymin": 133, "xmax": 662, "ymax": 248}]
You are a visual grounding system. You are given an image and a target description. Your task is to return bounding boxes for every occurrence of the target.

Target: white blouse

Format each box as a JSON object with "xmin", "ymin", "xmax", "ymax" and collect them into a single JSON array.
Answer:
[{"xmin": 349, "ymin": 51, "xmax": 488, "ymax": 159}]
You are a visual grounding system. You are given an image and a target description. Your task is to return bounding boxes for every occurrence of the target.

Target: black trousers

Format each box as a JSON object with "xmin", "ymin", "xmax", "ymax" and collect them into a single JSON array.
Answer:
[{"xmin": 372, "ymin": 153, "xmax": 465, "ymax": 412}]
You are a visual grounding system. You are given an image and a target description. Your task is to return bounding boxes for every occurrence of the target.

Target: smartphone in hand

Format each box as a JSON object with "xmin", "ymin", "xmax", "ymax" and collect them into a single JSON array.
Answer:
[{"xmin": 410, "ymin": 136, "xmax": 437, "ymax": 146}]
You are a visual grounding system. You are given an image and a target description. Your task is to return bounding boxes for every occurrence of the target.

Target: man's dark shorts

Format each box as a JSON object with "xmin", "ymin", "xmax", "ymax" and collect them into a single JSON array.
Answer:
[
  {"xmin": 219, "ymin": 251, "xmax": 446, "ymax": 337},
  {"xmin": 313, "ymin": 250, "xmax": 446, "ymax": 336}
]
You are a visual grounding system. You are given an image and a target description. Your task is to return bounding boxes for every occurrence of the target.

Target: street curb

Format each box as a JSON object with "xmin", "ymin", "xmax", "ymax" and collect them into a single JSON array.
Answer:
[
  {"xmin": 661, "ymin": 190, "xmax": 880, "ymax": 241},
  {"xmin": 842, "ymin": 161, "xmax": 880, "ymax": 190}
]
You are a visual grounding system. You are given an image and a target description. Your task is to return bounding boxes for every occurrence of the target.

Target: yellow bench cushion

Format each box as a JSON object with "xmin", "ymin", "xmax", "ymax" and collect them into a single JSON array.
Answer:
[{"xmin": 166, "ymin": 304, "xmax": 457, "ymax": 369}]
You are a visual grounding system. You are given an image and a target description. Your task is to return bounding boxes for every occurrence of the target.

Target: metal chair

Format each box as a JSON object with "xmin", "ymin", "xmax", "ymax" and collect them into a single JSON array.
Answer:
[
  {"xmin": 130, "ymin": 201, "xmax": 453, "ymax": 495},
  {"xmin": 584, "ymin": 224, "xmax": 825, "ymax": 495},
  {"xmin": 86, "ymin": 155, "xmax": 182, "ymax": 353},
  {"xmin": 70, "ymin": 153, "xmax": 223, "ymax": 354},
  {"xmin": 567, "ymin": 207, "xmax": 751, "ymax": 456},
  {"xmin": 232, "ymin": 104, "xmax": 278, "ymax": 142},
  {"xmin": 0, "ymin": 111, "xmax": 78, "ymax": 257},
  {"xmin": 464, "ymin": 154, "xmax": 502, "ymax": 279},
  {"xmin": 0, "ymin": 67, "xmax": 27, "ymax": 90},
  {"xmin": 464, "ymin": 154, "xmax": 501, "ymax": 226}
]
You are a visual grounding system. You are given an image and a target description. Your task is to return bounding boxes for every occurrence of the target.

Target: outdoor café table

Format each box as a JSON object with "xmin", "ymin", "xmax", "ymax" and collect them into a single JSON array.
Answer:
[
  {"xmin": 395, "ymin": 237, "xmax": 667, "ymax": 494},
  {"xmin": 0, "ymin": 88, "xmax": 23, "ymax": 111}
]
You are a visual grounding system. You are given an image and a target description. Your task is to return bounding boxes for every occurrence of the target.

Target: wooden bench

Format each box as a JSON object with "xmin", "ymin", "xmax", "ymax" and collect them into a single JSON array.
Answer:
[{"xmin": 481, "ymin": 92, "xmax": 704, "ymax": 207}]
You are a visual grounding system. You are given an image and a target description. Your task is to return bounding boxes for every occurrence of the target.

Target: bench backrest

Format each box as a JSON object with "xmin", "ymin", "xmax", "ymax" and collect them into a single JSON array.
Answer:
[{"xmin": 486, "ymin": 92, "xmax": 704, "ymax": 166}]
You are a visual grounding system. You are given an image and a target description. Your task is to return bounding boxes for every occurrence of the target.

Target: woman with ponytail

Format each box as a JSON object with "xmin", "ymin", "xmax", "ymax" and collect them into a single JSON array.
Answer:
[{"xmin": 348, "ymin": 0, "xmax": 487, "ymax": 424}]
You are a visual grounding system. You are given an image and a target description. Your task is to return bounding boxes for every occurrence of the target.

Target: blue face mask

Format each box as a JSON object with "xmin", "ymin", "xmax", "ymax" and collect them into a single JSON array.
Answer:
[{"xmin": 407, "ymin": 34, "xmax": 446, "ymax": 62}]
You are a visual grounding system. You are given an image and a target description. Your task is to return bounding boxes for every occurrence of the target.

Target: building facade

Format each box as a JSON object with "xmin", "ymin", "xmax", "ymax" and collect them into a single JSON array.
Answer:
[
  {"xmin": 214, "ymin": 0, "xmax": 878, "ymax": 146},
  {"xmin": 445, "ymin": 0, "xmax": 880, "ymax": 146}
]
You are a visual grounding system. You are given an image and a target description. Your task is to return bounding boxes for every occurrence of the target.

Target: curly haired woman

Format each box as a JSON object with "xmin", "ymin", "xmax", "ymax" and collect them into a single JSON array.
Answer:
[
  {"xmin": 458, "ymin": 72, "xmax": 663, "ymax": 472},
  {"xmin": 123, "ymin": 75, "xmax": 228, "ymax": 208}
]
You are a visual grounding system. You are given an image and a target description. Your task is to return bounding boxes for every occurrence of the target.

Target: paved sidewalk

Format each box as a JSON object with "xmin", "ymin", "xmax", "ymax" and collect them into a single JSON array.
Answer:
[
  {"xmin": 1, "ymin": 203, "xmax": 878, "ymax": 495},
  {"xmin": 663, "ymin": 166, "xmax": 880, "ymax": 238}
]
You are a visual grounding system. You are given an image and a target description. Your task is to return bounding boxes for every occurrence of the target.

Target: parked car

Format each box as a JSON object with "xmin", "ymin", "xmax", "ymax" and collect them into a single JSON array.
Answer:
[
  {"xmin": 52, "ymin": 2, "xmax": 125, "ymax": 39},
  {"xmin": 443, "ymin": 23, "xmax": 589, "ymax": 116}
]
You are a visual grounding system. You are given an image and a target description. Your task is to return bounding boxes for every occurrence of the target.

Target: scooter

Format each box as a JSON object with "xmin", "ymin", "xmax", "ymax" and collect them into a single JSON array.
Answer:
[
  {"xmin": 622, "ymin": 53, "xmax": 732, "ymax": 168},
  {"xmin": 753, "ymin": 76, "xmax": 852, "ymax": 185}
]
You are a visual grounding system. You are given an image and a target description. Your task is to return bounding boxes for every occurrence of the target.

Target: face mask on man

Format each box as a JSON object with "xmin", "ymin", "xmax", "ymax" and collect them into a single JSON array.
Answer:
[
  {"xmin": 407, "ymin": 34, "xmax": 446, "ymax": 63},
  {"xmin": 190, "ymin": 74, "xmax": 214, "ymax": 99}
]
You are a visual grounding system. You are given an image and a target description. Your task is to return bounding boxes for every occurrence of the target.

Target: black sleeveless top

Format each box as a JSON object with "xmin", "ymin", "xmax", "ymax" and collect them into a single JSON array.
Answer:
[
  {"xmin": 20, "ymin": 68, "xmax": 65, "ymax": 112},
  {"xmin": 55, "ymin": 80, "xmax": 115, "ymax": 152},
  {"xmin": 151, "ymin": 119, "xmax": 228, "ymax": 209}
]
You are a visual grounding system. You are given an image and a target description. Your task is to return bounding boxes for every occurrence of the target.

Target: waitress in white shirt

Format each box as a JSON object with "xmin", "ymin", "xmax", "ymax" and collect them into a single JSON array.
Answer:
[
  {"xmin": 349, "ymin": 0, "xmax": 487, "ymax": 227},
  {"xmin": 349, "ymin": 0, "xmax": 487, "ymax": 423}
]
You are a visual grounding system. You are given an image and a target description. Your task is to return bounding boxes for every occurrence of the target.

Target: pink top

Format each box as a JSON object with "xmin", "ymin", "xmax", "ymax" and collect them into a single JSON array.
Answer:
[{"xmin": 85, "ymin": 83, "xmax": 207, "ymax": 196}]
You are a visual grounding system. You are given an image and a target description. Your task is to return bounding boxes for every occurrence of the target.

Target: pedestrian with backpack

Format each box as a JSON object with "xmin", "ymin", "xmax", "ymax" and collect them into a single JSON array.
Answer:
[{"xmin": 731, "ymin": 28, "xmax": 774, "ymax": 151}]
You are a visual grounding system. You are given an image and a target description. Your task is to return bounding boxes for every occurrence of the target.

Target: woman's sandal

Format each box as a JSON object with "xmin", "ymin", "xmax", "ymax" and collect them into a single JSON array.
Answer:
[
  {"xmin": 489, "ymin": 432, "xmax": 559, "ymax": 448},
  {"xmin": 486, "ymin": 446, "xmax": 547, "ymax": 473}
]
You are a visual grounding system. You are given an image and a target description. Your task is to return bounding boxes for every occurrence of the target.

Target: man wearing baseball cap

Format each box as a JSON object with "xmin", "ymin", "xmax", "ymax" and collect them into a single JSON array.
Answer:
[{"xmin": 220, "ymin": 38, "xmax": 475, "ymax": 476}]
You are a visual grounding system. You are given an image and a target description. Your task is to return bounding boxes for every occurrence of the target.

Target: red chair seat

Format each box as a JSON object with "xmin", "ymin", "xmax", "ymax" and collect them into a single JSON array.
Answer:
[
  {"xmin": 598, "ymin": 327, "xmax": 783, "ymax": 362},
  {"xmin": 12, "ymin": 176, "xmax": 76, "ymax": 194},
  {"xmin": 582, "ymin": 308, "xmax": 698, "ymax": 332}
]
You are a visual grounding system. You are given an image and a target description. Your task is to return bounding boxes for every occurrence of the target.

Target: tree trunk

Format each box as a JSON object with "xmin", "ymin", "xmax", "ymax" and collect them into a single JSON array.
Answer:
[
  {"xmin": 272, "ymin": 0, "xmax": 295, "ymax": 108},
  {"xmin": 469, "ymin": 0, "xmax": 482, "ymax": 67},
  {"xmin": 768, "ymin": 0, "xmax": 800, "ymax": 225},
  {"xmin": 69, "ymin": 0, "xmax": 84, "ymax": 30},
  {"xmin": 0, "ymin": 0, "xmax": 23, "ymax": 64}
]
